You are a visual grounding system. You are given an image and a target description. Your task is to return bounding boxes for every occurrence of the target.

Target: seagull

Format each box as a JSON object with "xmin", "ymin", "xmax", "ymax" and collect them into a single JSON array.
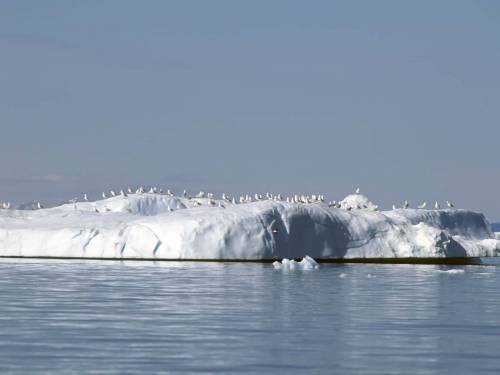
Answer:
[
  {"xmin": 176, "ymin": 202, "xmax": 182, "ymax": 209},
  {"xmin": 183, "ymin": 190, "xmax": 188, "ymax": 198},
  {"xmin": 232, "ymin": 197, "xmax": 237, "ymax": 204},
  {"xmin": 83, "ymin": 193, "xmax": 88, "ymax": 201},
  {"xmin": 167, "ymin": 206, "xmax": 173, "ymax": 212},
  {"xmin": 110, "ymin": 190, "xmax": 116, "ymax": 197},
  {"xmin": 435, "ymin": 201, "xmax": 440, "ymax": 209},
  {"xmin": 127, "ymin": 187, "xmax": 134, "ymax": 194},
  {"xmin": 403, "ymin": 200, "xmax": 409, "ymax": 209},
  {"xmin": 355, "ymin": 187, "xmax": 360, "ymax": 194},
  {"xmin": 218, "ymin": 201, "xmax": 225, "ymax": 208},
  {"xmin": 37, "ymin": 202, "xmax": 43, "ymax": 209},
  {"xmin": 418, "ymin": 202, "xmax": 427, "ymax": 209},
  {"xmin": 102, "ymin": 192, "xmax": 107, "ymax": 199},
  {"xmin": 446, "ymin": 201, "xmax": 455, "ymax": 209},
  {"xmin": 392, "ymin": 204, "xmax": 397, "ymax": 210},
  {"xmin": 120, "ymin": 190, "xmax": 127, "ymax": 197},
  {"xmin": 5, "ymin": 202, "xmax": 10, "ymax": 209},
  {"xmin": 167, "ymin": 189, "xmax": 173, "ymax": 196}
]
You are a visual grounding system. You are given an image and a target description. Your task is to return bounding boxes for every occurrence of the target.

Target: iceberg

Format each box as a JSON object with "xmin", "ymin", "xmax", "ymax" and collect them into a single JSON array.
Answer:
[
  {"xmin": 0, "ymin": 193, "xmax": 498, "ymax": 260},
  {"xmin": 273, "ymin": 256, "xmax": 319, "ymax": 270}
]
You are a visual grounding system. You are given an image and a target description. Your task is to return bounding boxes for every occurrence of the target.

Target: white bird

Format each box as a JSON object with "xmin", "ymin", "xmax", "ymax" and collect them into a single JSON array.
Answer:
[
  {"xmin": 231, "ymin": 197, "xmax": 237, "ymax": 204},
  {"xmin": 355, "ymin": 187, "xmax": 360, "ymax": 194},
  {"xmin": 392, "ymin": 204, "xmax": 397, "ymax": 210},
  {"xmin": 167, "ymin": 206, "xmax": 173, "ymax": 212},
  {"xmin": 218, "ymin": 201, "xmax": 225, "ymax": 209},
  {"xmin": 102, "ymin": 192, "xmax": 107, "ymax": 199},
  {"xmin": 5, "ymin": 202, "xmax": 10, "ymax": 209},
  {"xmin": 127, "ymin": 187, "xmax": 133, "ymax": 194},
  {"xmin": 183, "ymin": 190, "xmax": 188, "ymax": 198},
  {"xmin": 37, "ymin": 202, "xmax": 43, "ymax": 209},
  {"xmin": 403, "ymin": 200, "xmax": 409, "ymax": 209},
  {"xmin": 148, "ymin": 187, "xmax": 155, "ymax": 194},
  {"xmin": 208, "ymin": 199, "xmax": 216, "ymax": 206},
  {"xmin": 120, "ymin": 190, "xmax": 127, "ymax": 197},
  {"xmin": 110, "ymin": 190, "xmax": 116, "ymax": 197},
  {"xmin": 176, "ymin": 202, "xmax": 182, "ymax": 209},
  {"xmin": 196, "ymin": 191, "xmax": 205, "ymax": 198},
  {"xmin": 167, "ymin": 189, "xmax": 173, "ymax": 196},
  {"xmin": 446, "ymin": 201, "xmax": 455, "ymax": 209},
  {"xmin": 418, "ymin": 202, "xmax": 427, "ymax": 209},
  {"xmin": 83, "ymin": 193, "xmax": 88, "ymax": 201},
  {"xmin": 435, "ymin": 201, "xmax": 440, "ymax": 209}
]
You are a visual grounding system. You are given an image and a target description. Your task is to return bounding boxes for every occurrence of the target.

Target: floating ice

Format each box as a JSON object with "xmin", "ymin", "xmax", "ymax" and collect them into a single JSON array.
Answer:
[
  {"xmin": 437, "ymin": 269, "xmax": 465, "ymax": 275},
  {"xmin": 0, "ymin": 193, "xmax": 499, "ymax": 260},
  {"xmin": 272, "ymin": 255, "xmax": 319, "ymax": 270}
]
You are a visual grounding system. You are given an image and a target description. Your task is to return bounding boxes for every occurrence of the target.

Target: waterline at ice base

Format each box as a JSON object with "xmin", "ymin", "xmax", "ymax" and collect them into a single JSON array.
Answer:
[{"xmin": 0, "ymin": 188, "xmax": 499, "ymax": 261}]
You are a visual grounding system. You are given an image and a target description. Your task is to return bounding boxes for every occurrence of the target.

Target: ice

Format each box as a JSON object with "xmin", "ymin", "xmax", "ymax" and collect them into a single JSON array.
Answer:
[
  {"xmin": 272, "ymin": 256, "xmax": 319, "ymax": 270},
  {"xmin": 0, "ymin": 192, "xmax": 499, "ymax": 260},
  {"xmin": 438, "ymin": 269, "xmax": 465, "ymax": 275}
]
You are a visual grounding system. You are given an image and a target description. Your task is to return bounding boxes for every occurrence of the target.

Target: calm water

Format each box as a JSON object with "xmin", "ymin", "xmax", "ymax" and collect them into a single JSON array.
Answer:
[{"xmin": 0, "ymin": 259, "xmax": 499, "ymax": 374}]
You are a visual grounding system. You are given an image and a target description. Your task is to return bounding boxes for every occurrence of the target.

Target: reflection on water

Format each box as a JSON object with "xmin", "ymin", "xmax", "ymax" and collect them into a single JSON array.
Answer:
[{"xmin": 0, "ymin": 259, "xmax": 499, "ymax": 374}]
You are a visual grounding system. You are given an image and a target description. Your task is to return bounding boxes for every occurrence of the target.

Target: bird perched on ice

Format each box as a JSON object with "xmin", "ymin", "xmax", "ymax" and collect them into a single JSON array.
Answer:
[
  {"xmin": 182, "ymin": 190, "xmax": 188, "ymax": 198},
  {"xmin": 83, "ymin": 193, "xmax": 88, "ymax": 201},
  {"xmin": 120, "ymin": 190, "xmax": 127, "ymax": 197},
  {"xmin": 392, "ymin": 204, "xmax": 397, "ymax": 210},
  {"xmin": 446, "ymin": 201, "xmax": 455, "ymax": 209},
  {"xmin": 355, "ymin": 187, "xmax": 360, "ymax": 194},
  {"xmin": 110, "ymin": 190, "xmax": 116, "ymax": 197},
  {"xmin": 418, "ymin": 202, "xmax": 427, "ymax": 209},
  {"xmin": 218, "ymin": 201, "xmax": 225, "ymax": 208},
  {"xmin": 403, "ymin": 200, "xmax": 409, "ymax": 209},
  {"xmin": 127, "ymin": 187, "xmax": 133, "ymax": 194},
  {"xmin": 37, "ymin": 202, "xmax": 43, "ymax": 209},
  {"xmin": 435, "ymin": 201, "xmax": 440, "ymax": 209},
  {"xmin": 102, "ymin": 192, "xmax": 107, "ymax": 199}
]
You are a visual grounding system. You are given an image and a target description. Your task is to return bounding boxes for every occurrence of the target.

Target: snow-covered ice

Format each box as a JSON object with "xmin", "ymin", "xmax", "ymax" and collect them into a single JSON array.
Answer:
[{"xmin": 0, "ymin": 192, "xmax": 499, "ymax": 260}]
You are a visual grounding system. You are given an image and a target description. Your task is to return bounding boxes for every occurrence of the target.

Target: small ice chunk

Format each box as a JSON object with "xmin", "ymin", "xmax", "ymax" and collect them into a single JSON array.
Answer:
[
  {"xmin": 300, "ymin": 255, "xmax": 319, "ymax": 269},
  {"xmin": 339, "ymin": 273, "xmax": 347, "ymax": 278},
  {"xmin": 438, "ymin": 269, "xmax": 465, "ymax": 275},
  {"xmin": 273, "ymin": 255, "xmax": 319, "ymax": 270}
]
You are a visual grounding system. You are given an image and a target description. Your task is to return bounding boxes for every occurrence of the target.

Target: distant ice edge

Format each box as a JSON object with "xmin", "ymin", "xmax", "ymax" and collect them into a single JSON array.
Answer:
[{"xmin": 0, "ymin": 193, "xmax": 499, "ymax": 260}]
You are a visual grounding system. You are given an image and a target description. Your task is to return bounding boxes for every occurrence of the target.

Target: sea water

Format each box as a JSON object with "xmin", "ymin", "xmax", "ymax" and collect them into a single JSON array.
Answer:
[{"xmin": 0, "ymin": 259, "xmax": 499, "ymax": 374}]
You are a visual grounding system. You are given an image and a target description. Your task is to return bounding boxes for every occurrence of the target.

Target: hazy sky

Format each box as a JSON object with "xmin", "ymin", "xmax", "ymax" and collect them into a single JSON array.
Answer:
[{"xmin": 1, "ymin": 1, "xmax": 500, "ymax": 218}]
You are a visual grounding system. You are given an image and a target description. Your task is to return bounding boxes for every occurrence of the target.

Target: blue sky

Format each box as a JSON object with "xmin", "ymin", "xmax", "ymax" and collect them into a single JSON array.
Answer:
[{"xmin": 1, "ymin": 1, "xmax": 500, "ymax": 218}]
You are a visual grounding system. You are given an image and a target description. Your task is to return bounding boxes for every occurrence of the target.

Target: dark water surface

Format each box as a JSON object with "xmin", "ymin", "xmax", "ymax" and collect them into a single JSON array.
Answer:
[{"xmin": 0, "ymin": 259, "xmax": 499, "ymax": 374}]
